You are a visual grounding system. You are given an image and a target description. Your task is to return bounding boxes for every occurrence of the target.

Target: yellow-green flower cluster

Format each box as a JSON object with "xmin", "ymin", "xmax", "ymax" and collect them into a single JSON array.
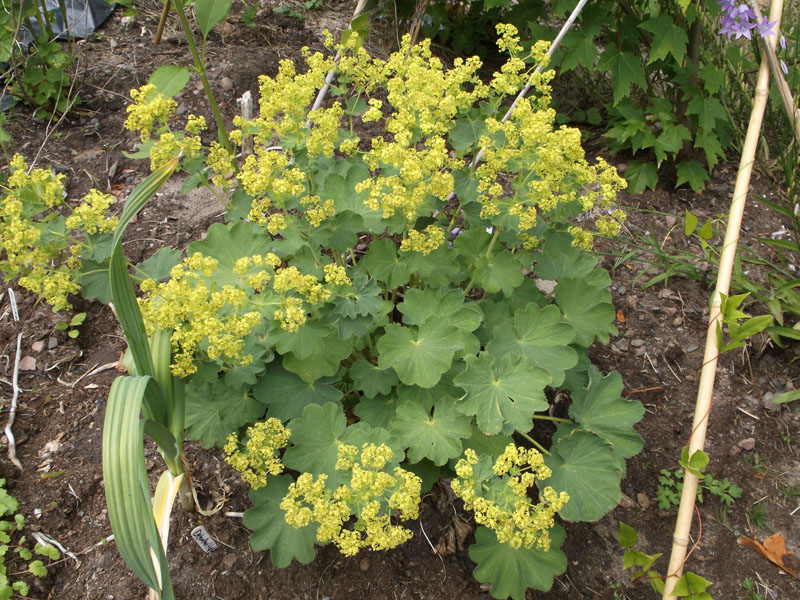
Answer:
[
  {"xmin": 301, "ymin": 195, "xmax": 335, "ymax": 228},
  {"xmin": 65, "ymin": 190, "xmax": 118, "ymax": 234},
  {"xmin": 323, "ymin": 264, "xmax": 351, "ymax": 286},
  {"xmin": 124, "ymin": 84, "xmax": 176, "ymax": 142},
  {"xmin": 280, "ymin": 443, "xmax": 422, "ymax": 556},
  {"xmin": 238, "ymin": 147, "xmax": 306, "ymax": 223},
  {"xmin": 148, "ymin": 131, "xmax": 203, "ymax": 171},
  {"xmin": 399, "ymin": 225, "xmax": 445, "ymax": 255},
  {"xmin": 224, "ymin": 418, "xmax": 291, "ymax": 489},
  {"xmin": 0, "ymin": 155, "xmax": 117, "ymax": 311},
  {"xmin": 138, "ymin": 253, "xmax": 262, "ymax": 376},
  {"xmin": 451, "ymin": 446, "xmax": 569, "ymax": 551}
]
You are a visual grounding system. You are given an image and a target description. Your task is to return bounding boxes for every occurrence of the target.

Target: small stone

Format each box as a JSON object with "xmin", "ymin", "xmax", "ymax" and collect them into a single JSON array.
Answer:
[
  {"xmin": 658, "ymin": 288, "xmax": 673, "ymax": 299},
  {"xmin": 763, "ymin": 392, "xmax": 781, "ymax": 414},
  {"xmin": 359, "ymin": 557, "xmax": 370, "ymax": 572},
  {"xmin": 31, "ymin": 341, "xmax": 45, "ymax": 353},
  {"xmin": 48, "ymin": 336, "xmax": 58, "ymax": 349},
  {"xmin": 737, "ymin": 437, "xmax": 756, "ymax": 451},
  {"xmin": 630, "ymin": 339, "xmax": 645, "ymax": 347},
  {"xmin": 222, "ymin": 554, "xmax": 237, "ymax": 570},
  {"xmin": 673, "ymin": 316, "xmax": 683, "ymax": 326},
  {"xmin": 220, "ymin": 76, "xmax": 234, "ymax": 91},
  {"xmin": 626, "ymin": 295, "xmax": 639, "ymax": 309},
  {"xmin": 665, "ymin": 215, "xmax": 677, "ymax": 228},
  {"xmin": 624, "ymin": 328, "xmax": 635, "ymax": 338},
  {"xmin": 617, "ymin": 285, "xmax": 627, "ymax": 295},
  {"xmin": 636, "ymin": 492, "xmax": 651, "ymax": 509},
  {"xmin": 686, "ymin": 345, "xmax": 699, "ymax": 353},
  {"xmin": 619, "ymin": 492, "xmax": 636, "ymax": 508},
  {"xmin": 18, "ymin": 356, "xmax": 37, "ymax": 371},
  {"xmin": 614, "ymin": 339, "xmax": 629, "ymax": 352}
]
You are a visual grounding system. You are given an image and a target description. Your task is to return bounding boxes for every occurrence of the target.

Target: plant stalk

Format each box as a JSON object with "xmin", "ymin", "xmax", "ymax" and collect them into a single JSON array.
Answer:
[{"xmin": 661, "ymin": 1, "xmax": 784, "ymax": 597}]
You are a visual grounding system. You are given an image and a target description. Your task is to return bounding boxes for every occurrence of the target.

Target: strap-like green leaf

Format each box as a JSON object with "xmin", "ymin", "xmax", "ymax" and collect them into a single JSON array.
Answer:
[{"xmin": 103, "ymin": 376, "xmax": 174, "ymax": 600}]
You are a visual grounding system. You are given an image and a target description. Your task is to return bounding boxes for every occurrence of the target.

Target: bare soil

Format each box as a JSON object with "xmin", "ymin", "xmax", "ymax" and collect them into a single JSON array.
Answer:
[{"xmin": 1, "ymin": 3, "xmax": 799, "ymax": 599}]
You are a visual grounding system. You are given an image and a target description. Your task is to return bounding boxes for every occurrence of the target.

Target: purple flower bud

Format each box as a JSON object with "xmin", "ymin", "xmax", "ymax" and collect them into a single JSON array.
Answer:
[
  {"xmin": 781, "ymin": 60, "xmax": 789, "ymax": 75},
  {"xmin": 779, "ymin": 35, "xmax": 786, "ymax": 50}
]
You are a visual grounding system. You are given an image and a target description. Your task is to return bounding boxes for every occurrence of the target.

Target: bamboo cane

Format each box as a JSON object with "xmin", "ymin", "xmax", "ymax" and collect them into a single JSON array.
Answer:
[{"xmin": 661, "ymin": 1, "xmax": 784, "ymax": 597}]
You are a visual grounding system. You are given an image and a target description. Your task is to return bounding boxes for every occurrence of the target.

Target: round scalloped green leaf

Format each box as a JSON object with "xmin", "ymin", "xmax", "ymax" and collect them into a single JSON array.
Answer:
[
  {"xmin": 554, "ymin": 277, "xmax": 617, "ymax": 346},
  {"xmin": 185, "ymin": 382, "xmax": 265, "ymax": 449},
  {"xmin": 377, "ymin": 322, "xmax": 463, "ymax": 388},
  {"xmin": 253, "ymin": 362, "xmax": 342, "ymax": 422},
  {"xmin": 453, "ymin": 352, "xmax": 549, "ymax": 435},
  {"xmin": 350, "ymin": 359, "xmax": 398, "ymax": 398},
  {"xmin": 487, "ymin": 303, "xmax": 577, "ymax": 387},
  {"xmin": 281, "ymin": 333, "xmax": 352, "ymax": 382},
  {"xmin": 567, "ymin": 366, "xmax": 644, "ymax": 461},
  {"xmin": 389, "ymin": 394, "xmax": 471, "ymax": 465},
  {"xmin": 542, "ymin": 430, "xmax": 621, "ymax": 522},
  {"xmin": 472, "ymin": 251, "xmax": 524, "ymax": 295},
  {"xmin": 361, "ymin": 238, "xmax": 412, "ymax": 288},
  {"xmin": 283, "ymin": 403, "xmax": 400, "ymax": 488},
  {"xmin": 243, "ymin": 475, "xmax": 318, "ymax": 567},
  {"xmin": 469, "ymin": 525, "xmax": 567, "ymax": 599},
  {"xmin": 353, "ymin": 394, "xmax": 397, "ymax": 429},
  {"xmin": 186, "ymin": 221, "xmax": 273, "ymax": 287}
]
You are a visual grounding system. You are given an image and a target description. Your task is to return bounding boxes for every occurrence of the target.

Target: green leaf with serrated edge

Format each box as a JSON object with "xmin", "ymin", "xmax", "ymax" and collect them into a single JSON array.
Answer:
[
  {"xmin": 542, "ymin": 430, "xmax": 620, "ymax": 521},
  {"xmin": 560, "ymin": 29, "xmax": 598, "ymax": 72},
  {"xmin": 623, "ymin": 548, "xmax": 662, "ymax": 572},
  {"xmin": 448, "ymin": 118, "xmax": 486, "ymax": 154},
  {"xmin": 243, "ymin": 475, "xmax": 317, "ymax": 567},
  {"xmin": 187, "ymin": 221, "xmax": 273, "ymax": 286},
  {"xmin": 624, "ymin": 160, "xmax": 658, "ymax": 194},
  {"xmin": 398, "ymin": 288, "xmax": 482, "ymax": 331},
  {"xmin": 596, "ymin": 47, "xmax": 647, "ymax": 105},
  {"xmin": 686, "ymin": 95, "xmax": 727, "ymax": 131},
  {"xmin": 487, "ymin": 304, "xmax": 577, "ymax": 387},
  {"xmin": 147, "ymin": 65, "xmax": 190, "ymax": 98},
  {"xmin": 78, "ymin": 259, "xmax": 112, "ymax": 303},
  {"xmin": 654, "ymin": 123, "xmax": 692, "ymax": 166},
  {"xmin": 132, "ymin": 247, "xmax": 182, "ymax": 282},
  {"xmin": 639, "ymin": 15, "xmax": 689, "ymax": 64},
  {"xmin": 679, "ymin": 448, "xmax": 709, "ymax": 477},
  {"xmin": 185, "ymin": 381, "xmax": 265, "ymax": 448},
  {"xmin": 272, "ymin": 321, "xmax": 330, "ymax": 361},
  {"xmin": 377, "ymin": 322, "xmax": 463, "ymax": 388},
  {"xmin": 353, "ymin": 394, "xmax": 397, "ymax": 429},
  {"xmin": 361, "ymin": 238, "xmax": 412, "ymax": 288},
  {"xmin": 694, "ymin": 128, "xmax": 725, "ymax": 171},
  {"xmin": 472, "ymin": 251, "xmax": 524, "ymax": 295},
  {"xmin": 461, "ymin": 424, "xmax": 514, "ymax": 459},
  {"xmin": 564, "ymin": 367, "xmax": 644, "ymax": 461},
  {"xmin": 194, "ymin": 0, "xmax": 232, "ymax": 37},
  {"xmin": 617, "ymin": 522, "xmax": 638, "ymax": 548},
  {"xmin": 253, "ymin": 362, "xmax": 342, "ymax": 422},
  {"xmin": 402, "ymin": 459, "xmax": 440, "ymax": 494},
  {"xmin": 332, "ymin": 273, "xmax": 383, "ymax": 320},
  {"xmin": 671, "ymin": 572, "xmax": 713, "ymax": 597},
  {"xmin": 469, "ymin": 525, "xmax": 567, "ymax": 599},
  {"xmin": 389, "ymin": 394, "xmax": 471, "ymax": 465},
  {"xmin": 321, "ymin": 163, "xmax": 384, "ymax": 232},
  {"xmin": 309, "ymin": 210, "xmax": 363, "ymax": 252},
  {"xmin": 534, "ymin": 231, "xmax": 598, "ymax": 280},
  {"xmin": 698, "ymin": 63, "xmax": 724, "ymax": 95},
  {"xmin": 283, "ymin": 403, "xmax": 400, "ymax": 488},
  {"xmin": 454, "ymin": 353, "xmax": 549, "ymax": 435},
  {"xmin": 555, "ymin": 278, "xmax": 617, "ymax": 346},
  {"xmin": 282, "ymin": 333, "xmax": 352, "ymax": 383},
  {"xmin": 350, "ymin": 359, "xmax": 398, "ymax": 398},
  {"xmin": 402, "ymin": 245, "xmax": 464, "ymax": 289}
]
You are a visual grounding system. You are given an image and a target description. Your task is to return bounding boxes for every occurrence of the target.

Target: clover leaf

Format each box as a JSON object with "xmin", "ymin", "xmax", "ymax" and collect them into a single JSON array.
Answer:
[
  {"xmin": 487, "ymin": 303, "xmax": 577, "ymax": 387},
  {"xmin": 453, "ymin": 352, "xmax": 549, "ymax": 435},
  {"xmin": 389, "ymin": 393, "xmax": 471, "ymax": 465},
  {"xmin": 469, "ymin": 525, "xmax": 567, "ymax": 599},
  {"xmin": 377, "ymin": 322, "xmax": 463, "ymax": 388},
  {"xmin": 542, "ymin": 430, "xmax": 621, "ymax": 522},
  {"xmin": 243, "ymin": 475, "xmax": 318, "ymax": 567}
]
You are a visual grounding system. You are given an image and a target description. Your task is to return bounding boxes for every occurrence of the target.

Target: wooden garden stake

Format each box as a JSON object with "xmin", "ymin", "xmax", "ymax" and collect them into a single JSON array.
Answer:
[{"xmin": 661, "ymin": 1, "xmax": 784, "ymax": 597}]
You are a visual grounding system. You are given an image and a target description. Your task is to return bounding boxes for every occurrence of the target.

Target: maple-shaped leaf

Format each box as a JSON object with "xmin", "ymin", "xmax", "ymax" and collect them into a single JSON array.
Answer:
[
  {"xmin": 639, "ymin": 15, "xmax": 689, "ymax": 64},
  {"xmin": 541, "ymin": 430, "xmax": 620, "ymax": 522},
  {"xmin": 557, "ymin": 367, "xmax": 644, "ymax": 463},
  {"xmin": 560, "ymin": 28, "xmax": 598, "ymax": 72},
  {"xmin": 243, "ymin": 475, "xmax": 318, "ymax": 567},
  {"xmin": 453, "ymin": 352, "xmax": 549, "ymax": 435},
  {"xmin": 654, "ymin": 123, "xmax": 692, "ymax": 166},
  {"xmin": 597, "ymin": 47, "xmax": 647, "ymax": 105},
  {"xmin": 694, "ymin": 128, "xmax": 725, "ymax": 171},
  {"xmin": 185, "ymin": 381, "xmax": 266, "ymax": 448},
  {"xmin": 469, "ymin": 525, "xmax": 567, "ymax": 599},
  {"xmin": 377, "ymin": 322, "xmax": 463, "ymax": 388},
  {"xmin": 686, "ymin": 95, "xmax": 727, "ymax": 131},
  {"xmin": 554, "ymin": 278, "xmax": 617, "ymax": 346},
  {"xmin": 623, "ymin": 160, "xmax": 658, "ymax": 194},
  {"xmin": 253, "ymin": 362, "xmax": 342, "ymax": 422},
  {"xmin": 676, "ymin": 160, "xmax": 711, "ymax": 193},
  {"xmin": 389, "ymin": 393, "xmax": 471, "ymax": 465},
  {"xmin": 487, "ymin": 303, "xmax": 577, "ymax": 387},
  {"xmin": 283, "ymin": 402, "xmax": 400, "ymax": 488}
]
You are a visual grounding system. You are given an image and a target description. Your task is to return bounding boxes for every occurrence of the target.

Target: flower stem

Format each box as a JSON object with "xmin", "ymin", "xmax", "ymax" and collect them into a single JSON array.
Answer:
[{"xmin": 517, "ymin": 431, "xmax": 550, "ymax": 456}]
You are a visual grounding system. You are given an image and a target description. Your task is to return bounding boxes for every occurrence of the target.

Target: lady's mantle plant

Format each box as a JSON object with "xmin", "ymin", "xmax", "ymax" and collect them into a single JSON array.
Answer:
[{"xmin": 115, "ymin": 24, "xmax": 643, "ymax": 599}]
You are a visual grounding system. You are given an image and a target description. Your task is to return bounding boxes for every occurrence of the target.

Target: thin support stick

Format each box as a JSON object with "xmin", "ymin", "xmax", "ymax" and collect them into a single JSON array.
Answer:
[
  {"xmin": 4, "ymin": 289, "xmax": 23, "ymax": 470},
  {"xmin": 155, "ymin": 0, "xmax": 172, "ymax": 45},
  {"xmin": 661, "ymin": 1, "xmax": 784, "ymax": 597}
]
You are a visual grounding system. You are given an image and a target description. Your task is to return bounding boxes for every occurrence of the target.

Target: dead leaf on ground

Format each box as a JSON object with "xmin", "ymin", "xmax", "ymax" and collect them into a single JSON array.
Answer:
[{"xmin": 738, "ymin": 533, "xmax": 798, "ymax": 578}]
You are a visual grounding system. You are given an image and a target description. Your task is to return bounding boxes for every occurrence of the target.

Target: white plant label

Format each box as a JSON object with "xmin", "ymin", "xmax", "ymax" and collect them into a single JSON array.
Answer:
[{"xmin": 191, "ymin": 526, "xmax": 218, "ymax": 554}]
